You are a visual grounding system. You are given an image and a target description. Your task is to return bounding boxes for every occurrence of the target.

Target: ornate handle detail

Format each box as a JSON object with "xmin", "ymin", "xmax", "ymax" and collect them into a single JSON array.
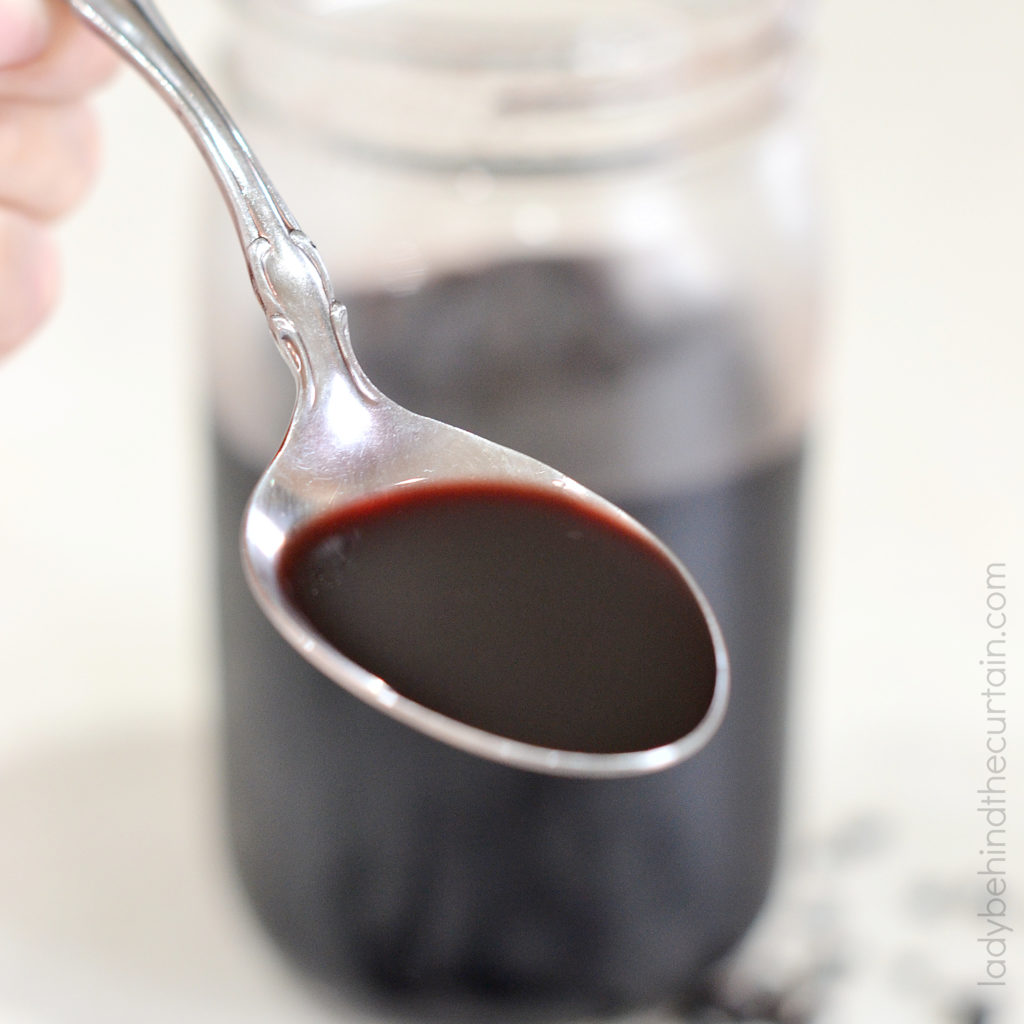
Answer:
[{"xmin": 247, "ymin": 233, "xmax": 378, "ymax": 404}]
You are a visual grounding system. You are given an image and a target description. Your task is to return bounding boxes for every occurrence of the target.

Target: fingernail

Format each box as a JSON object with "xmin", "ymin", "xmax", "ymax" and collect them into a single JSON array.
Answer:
[{"xmin": 0, "ymin": 0, "xmax": 49, "ymax": 69}]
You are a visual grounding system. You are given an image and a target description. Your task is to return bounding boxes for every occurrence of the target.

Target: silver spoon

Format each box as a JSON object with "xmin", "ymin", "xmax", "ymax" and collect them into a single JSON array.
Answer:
[{"xmin": 68, "ymin": 0, "xmax": 728, "ymax": 777}]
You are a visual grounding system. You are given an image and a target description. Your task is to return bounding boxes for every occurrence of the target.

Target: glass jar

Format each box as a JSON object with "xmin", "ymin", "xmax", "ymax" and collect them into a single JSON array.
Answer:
[{"xmin": 204, "ymin": 0, "xmax": 817, "ymax": 1015}]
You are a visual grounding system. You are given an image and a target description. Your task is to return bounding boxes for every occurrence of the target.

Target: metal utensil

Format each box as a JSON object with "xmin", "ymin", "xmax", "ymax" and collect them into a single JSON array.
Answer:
[{"xmin": 67, "ymin": 0, "xmax": 728, "ymax": 777}]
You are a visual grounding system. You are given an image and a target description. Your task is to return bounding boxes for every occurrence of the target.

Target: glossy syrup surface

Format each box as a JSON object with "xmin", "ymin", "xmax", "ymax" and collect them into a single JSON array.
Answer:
[{"xmin": 278, "ymin": 482, "xmax": 717, "ymax": 754}]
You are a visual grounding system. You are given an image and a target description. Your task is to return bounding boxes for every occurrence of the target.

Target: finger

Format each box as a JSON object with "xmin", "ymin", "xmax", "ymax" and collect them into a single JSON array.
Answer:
[
  {"xmin": 0, "ymin": 0, "xmax": 119, "ymax": 100},
  {"xmin": 0, "ymin": 210, "xmax": 60, "ymax": 356},
  {"xmin": 0, "ymin": 98, "xmax": 100, "ymax": 218},
  {"xmin": 0, "ymin": 0, "xmax": 48, "ymax": 68}
]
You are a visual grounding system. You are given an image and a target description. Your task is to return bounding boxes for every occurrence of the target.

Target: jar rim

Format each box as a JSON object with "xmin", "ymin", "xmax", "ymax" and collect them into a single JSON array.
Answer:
[
  {"xmin": 222, "ymin": 0, "xmax": 802, "ymax": 172},
  {"xmin": 227, "ymin": 0, "xmax": 799, "ymax": 79}
]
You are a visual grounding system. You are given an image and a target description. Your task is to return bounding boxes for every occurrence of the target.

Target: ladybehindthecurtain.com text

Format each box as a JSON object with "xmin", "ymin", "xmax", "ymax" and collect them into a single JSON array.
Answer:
[{"xmin": 977, "ymin": 563, "xmax": 1011, "ymax": 989}]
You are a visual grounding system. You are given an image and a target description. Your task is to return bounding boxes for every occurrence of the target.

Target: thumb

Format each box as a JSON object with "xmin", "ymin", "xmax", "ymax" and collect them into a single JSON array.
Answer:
[{"xmin": 0, "ymin": 0, "xmax": 49, "ymax": 69}]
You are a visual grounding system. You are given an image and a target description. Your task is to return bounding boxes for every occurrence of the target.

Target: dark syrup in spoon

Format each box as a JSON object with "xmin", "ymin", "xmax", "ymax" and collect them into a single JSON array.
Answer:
[{"xmin": 278, "ymin": 481, "xmax": 718, "ymax": 754}]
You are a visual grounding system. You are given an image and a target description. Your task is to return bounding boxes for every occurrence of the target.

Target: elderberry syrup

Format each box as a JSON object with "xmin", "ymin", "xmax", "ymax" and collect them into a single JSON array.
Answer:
[
  {"xmin": 212, "ymin": 258, "xmax": 806, "ymax": 1015},
  {"xmin": 277, "ymin": 480, "xmax": 719, "ymax": 755},
  {"xmin": 204, "ymin": 0, "xmax": 818, "ymax": 1014}
]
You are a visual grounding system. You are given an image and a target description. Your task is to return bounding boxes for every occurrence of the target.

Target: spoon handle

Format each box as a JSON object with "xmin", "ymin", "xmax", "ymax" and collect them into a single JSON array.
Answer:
[
  {"xmin": 67, "ymin": 0, "xmax": 374, "ymax": 399},
  {"xmin": 68, "ymin": 0, "xmax": 293, "ymax": 248}
]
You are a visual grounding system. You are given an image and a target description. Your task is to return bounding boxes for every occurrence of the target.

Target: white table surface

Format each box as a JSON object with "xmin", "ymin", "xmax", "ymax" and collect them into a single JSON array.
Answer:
[{"xmin": 0, "ymin": 2, "xmax": 1021, "ymax": 1021}]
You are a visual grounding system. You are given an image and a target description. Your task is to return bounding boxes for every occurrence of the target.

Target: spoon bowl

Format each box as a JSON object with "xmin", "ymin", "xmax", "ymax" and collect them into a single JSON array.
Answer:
[{"xmin": 68, "ymin": 0, "xmax": 728, "ymax": 776}]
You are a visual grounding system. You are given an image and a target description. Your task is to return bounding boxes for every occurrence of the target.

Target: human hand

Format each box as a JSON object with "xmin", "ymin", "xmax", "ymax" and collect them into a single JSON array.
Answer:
[{"xmin": 1, "ymin": 0, "xmax": 117, "ymax": 355}]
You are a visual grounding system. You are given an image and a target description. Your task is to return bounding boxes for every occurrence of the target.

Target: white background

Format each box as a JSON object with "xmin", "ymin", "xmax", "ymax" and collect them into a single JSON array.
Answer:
[{"xmin": 0, "ymin": 1, "xmax": 1021, "ymax": 1021}]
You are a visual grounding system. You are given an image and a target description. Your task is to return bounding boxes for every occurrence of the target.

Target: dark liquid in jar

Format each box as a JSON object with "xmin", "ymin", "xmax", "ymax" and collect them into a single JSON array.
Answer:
[
  {"xmin": 212, "ymin": 258, "xmax": 804, "ymax": 1012},
  {"xmin": 279, "ymin": 482, "xmax": 717, "ymax": 754}
]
